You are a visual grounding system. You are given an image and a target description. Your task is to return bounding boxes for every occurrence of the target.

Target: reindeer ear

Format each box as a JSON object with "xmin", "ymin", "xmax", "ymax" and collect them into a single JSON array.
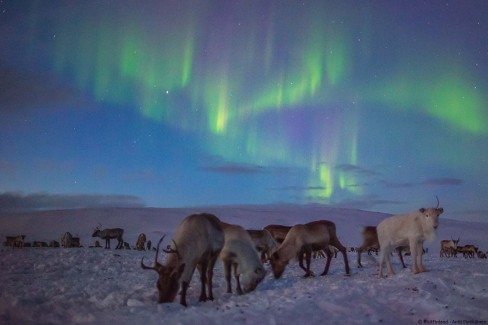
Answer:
[
  {"xmin": 419, "ymin": 208, "xmax": 426, "ymax": 213},
  {"xmin": 437, "ymin": 208, "xmax": 444, "ymax": 214},
  {"xmin": 169, "ymin": 263, "xmax": 185, "ymax": 278}
]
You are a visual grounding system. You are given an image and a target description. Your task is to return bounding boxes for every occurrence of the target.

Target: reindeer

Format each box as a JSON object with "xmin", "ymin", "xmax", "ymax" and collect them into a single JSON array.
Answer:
[
  {"xmin": 146, "ymin": 240, "xmax": 152, "ymax": 251},
  {"xmin": 270, "ymin": 220, "xmax": 350, "ymax": 278},
  {"xmin": 92, "ymin": 224, "xmax": 124, "ymax": 249},
  {"xmin": 136, "ymin": 233, "xmax": 146, "ymax": 251},
  {"xmin": 49, "ymin": 240, "xmax": 60, "ymax": 248},
  {"xmin": 377, "ymin": 197, "xmax": 443, "ymax": 278},
  {"xmin": 264, "ymin": 224, "xmax": 291, "ymax": 244},
  {"xmin": 33, "ymin": 241, "xmax": 48, "ymax": 247},
  {"xmin": 356, "ymin": 226, "xmax": 407, "ymax": 268},
  {"xmin": 141, "ymin": 213, "xmax": 224, "ymax": 306},
  {"xmin": 458, "ymin": 245, "xmax": 478, "ymax": 258},
  {"xmin": 5, "ymin": 235, "xmax": 25, "ymax": 248},
  {"xmin": 247, "ymin": 229, "xmax": 279, "ymax": 263},
  {"xmin": 220, "ymin": 223, "xmax": 265, "ymax": 294},
  {"xmin": 477, "ymin": 250, "xmax": 487, "ymax": 259},
  {"xmin": 61, "ymin": 232, "xmax": 80, "ymax": 248},
  {"xmin": 440, "ymin": 237, "xmax": 460, "ymax": 257}
]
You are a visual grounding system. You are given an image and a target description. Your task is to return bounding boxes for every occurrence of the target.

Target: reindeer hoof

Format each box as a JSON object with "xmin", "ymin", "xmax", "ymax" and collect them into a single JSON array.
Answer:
[{"xmin": 199, "ymin": 295, "xmax": 208, "ymax": 302}]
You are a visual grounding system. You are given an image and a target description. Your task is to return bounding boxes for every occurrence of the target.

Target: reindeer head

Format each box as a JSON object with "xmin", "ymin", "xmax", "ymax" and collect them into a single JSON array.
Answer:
[
  {"xmin": 241, "ymin": 265, "xmax": 266, "ymax": 293},
  {"xmin": 419, "ymin": 196, "xmax": 444, "ymax": 230},
  {"xmin": 92, "ymin": 224, "xmax": 102, "ymax": 237},
  {"xmin": 141, "ymin": 235, "xmax": 186, "ymax": 303},
  {"xmin": 270, "ymin": 252, "xmax": 287, "ymax": 279}
]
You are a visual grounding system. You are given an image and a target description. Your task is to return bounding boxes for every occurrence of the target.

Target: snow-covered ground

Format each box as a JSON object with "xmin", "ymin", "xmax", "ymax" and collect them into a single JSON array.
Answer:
[{"xmin": 1, "ymin": 205, "xmax": 487, "ymax": 324}]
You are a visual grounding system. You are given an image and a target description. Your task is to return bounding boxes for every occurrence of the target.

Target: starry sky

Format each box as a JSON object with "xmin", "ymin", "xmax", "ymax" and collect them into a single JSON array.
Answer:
[{"xmin": 1, "ymin": 1, "xmax": 487, "ymax": 221}]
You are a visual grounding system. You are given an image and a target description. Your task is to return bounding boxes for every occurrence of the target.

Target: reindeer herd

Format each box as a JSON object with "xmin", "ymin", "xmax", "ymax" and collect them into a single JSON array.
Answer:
[{"xmin": 2, "ymin": 198, "xmax": 487, "ymax": 306}]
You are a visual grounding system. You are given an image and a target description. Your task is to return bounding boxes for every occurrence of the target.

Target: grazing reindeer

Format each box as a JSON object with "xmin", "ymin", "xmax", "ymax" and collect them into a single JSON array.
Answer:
[
  {"xmin": 92, "ymin": 224, "xmax": 124, "ymax": 249},
  {"xmin": 220, "ymin": 223, "xmax": 265, "ymax": 294},
  {"xmin": 247, "ymin": 229, "xmax": 279, "ymax": 263},
  {"xmin": 440, "ymin": 237, "xmax": 460, "ymax": 257},
  {"xmin": 270, "ymin": 220, "xmax": 350, "ymax": 278},
  {"xmin": 136, "ymin": 233, "xmax": 146, "ymax": 251},
  {"xmin": 141, "ymin": 213, "xmax": 224, "ymax": 306},
  {"xmin": 377, "ymin": 197, "xmax": 443, "ymax": 278}
]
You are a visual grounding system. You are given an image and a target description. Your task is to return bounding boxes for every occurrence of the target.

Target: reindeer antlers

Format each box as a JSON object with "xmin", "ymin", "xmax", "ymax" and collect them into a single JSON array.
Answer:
[
  {"xmin": 163, "ymin": 240, "xmax": 181, "ymax": 270},
  {"xmin": 435, "ymin": 195, "xmax": 440, "ymax": 209},
  {"xmin": 140, "ymin": 235, "xmax": 182, "ymax": 273},
  {"xmin": 140, "ymin": 235, "xmax": 166, "ymax": 272}
]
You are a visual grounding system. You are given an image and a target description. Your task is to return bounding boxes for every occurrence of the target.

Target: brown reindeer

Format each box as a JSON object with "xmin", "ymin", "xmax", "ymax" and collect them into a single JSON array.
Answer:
[
  {"xmin": 270, "ymin": 220, "xmax": 350, "ymax": 278},
  {"xmin": 356, "ymin": 226, "xmax": 407, "ymax": 268},
  {"xmin": 92, "ymin": 225, "xmax": 124, "ymax": 249}
]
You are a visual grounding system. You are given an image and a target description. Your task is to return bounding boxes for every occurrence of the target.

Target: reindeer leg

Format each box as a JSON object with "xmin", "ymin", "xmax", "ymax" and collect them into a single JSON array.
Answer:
[
  {"xmin": 298, "ymin": 250, "xmax": 308, "ymax": 273},
  {"xmin": 385, "ymin": 248, "xmax": 395, "ymax": 276},
  {"xmin": 180, "ymin": 281, "xmax": 189, "ymax": 307},
  {"xmin": 410, "ymin": 241, "xmax": 419, "ymax": 274},
  {"xmin": 357, "ymin": 247, "xmax": 364, "ymax": 268},
  {"xmin": 320, "ymin": 248, "xmax": 333, "ymax": 276},
  {"xmin": 207, "ymin": 253, "xmax": 218, "ymax": 300},
  {"xmin": 330, "ymin": 238, "xmax": 351, "ymax": 276},
  {"xmin": 304, "ymin": 249, "xmax": 314, "ymax": 277},
  {"xmin": 397, "ymin": 248, "xmax": 407, "ymax": 268},
  {"xmin": 417, "ymin": 243, "xmax": 426, "ymax": 273},
  {"xmin": 224, "ymin": 259, "xmax": 232, "ymax": 294},
  {"xmin": 198, "ymin": 261, "xmax": 208, "ymax": 302},
  {"xmin": 234, "ymin": 264, "xmax": 243, "ymax": 295}
]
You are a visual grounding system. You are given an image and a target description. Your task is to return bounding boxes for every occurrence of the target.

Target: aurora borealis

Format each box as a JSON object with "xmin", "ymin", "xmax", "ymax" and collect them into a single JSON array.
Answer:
[{"xmin": 1, "ymin": 1, "xmax": 487, "ymax": 221}]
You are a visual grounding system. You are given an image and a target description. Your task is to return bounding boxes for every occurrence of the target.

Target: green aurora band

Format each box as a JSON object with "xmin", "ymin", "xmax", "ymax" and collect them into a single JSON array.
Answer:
[{"xmin": 26, "ymin": 2, "xmax": 486, "ymax": 203}]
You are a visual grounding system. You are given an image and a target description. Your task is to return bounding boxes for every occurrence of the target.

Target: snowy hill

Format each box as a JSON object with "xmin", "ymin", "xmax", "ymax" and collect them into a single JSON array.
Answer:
[{"xmin": 1, "ymin": 205, "xmax": 487, "ymax": 324}]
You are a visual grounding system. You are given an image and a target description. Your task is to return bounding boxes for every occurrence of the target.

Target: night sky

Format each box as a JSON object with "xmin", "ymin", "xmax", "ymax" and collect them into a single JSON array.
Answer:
[{"xmin": 1, "ymin": 1, "xmax": 487, "ymax": 221}]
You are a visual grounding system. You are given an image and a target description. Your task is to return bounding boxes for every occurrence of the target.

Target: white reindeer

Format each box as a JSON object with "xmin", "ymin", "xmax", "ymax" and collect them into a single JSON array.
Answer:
[
  {"xmin": 220, "ymin": 223, "xmax": 265, "ymax": 294},
  {"xmin": 377, "ymin": 197, "xmax": 444, "ymax": 278},
  {"xmin": 270, "ymin": 220, "xmax": 350, "ymax": 278},
  {"xmin": 141, "ymin": 213, "xmax": 224, "ymax": 306}
]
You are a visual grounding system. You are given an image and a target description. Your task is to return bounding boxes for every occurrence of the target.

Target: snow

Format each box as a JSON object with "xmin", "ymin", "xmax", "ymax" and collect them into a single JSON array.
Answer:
[{"xmin": 1, "ymin": 205, "xmax": 487, "ymax": 324}]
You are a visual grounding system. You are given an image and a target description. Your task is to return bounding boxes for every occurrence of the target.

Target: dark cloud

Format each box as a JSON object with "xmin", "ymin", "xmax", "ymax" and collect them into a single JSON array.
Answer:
[
  {"xmin": 384, "ymin": 177, "xmax": 464, "ymax": 188},
  {"xmin": 335, "ymin": 164, "xmax": 380, "ymax": 177},
  {"xmin": 0, "ymin": 63, "xmax": 81, "ymax": 112},
  {"xmin": 267, "ymin": 186, "xmax": 326, "ymax": 192},
  {"xmin": 0, "ymin": 192, "xmax": 145, "ymax": 213},
  {"xmin": 201, "ymin": 163, "xmax": 266, "ymax": 175},
  {"xmin": 330, "ymin": 197, "xmax": 404, "ymax": 210},
  {"xmin": 422, "ymin": 178, "xmax": 464, "ymax": 186}
]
